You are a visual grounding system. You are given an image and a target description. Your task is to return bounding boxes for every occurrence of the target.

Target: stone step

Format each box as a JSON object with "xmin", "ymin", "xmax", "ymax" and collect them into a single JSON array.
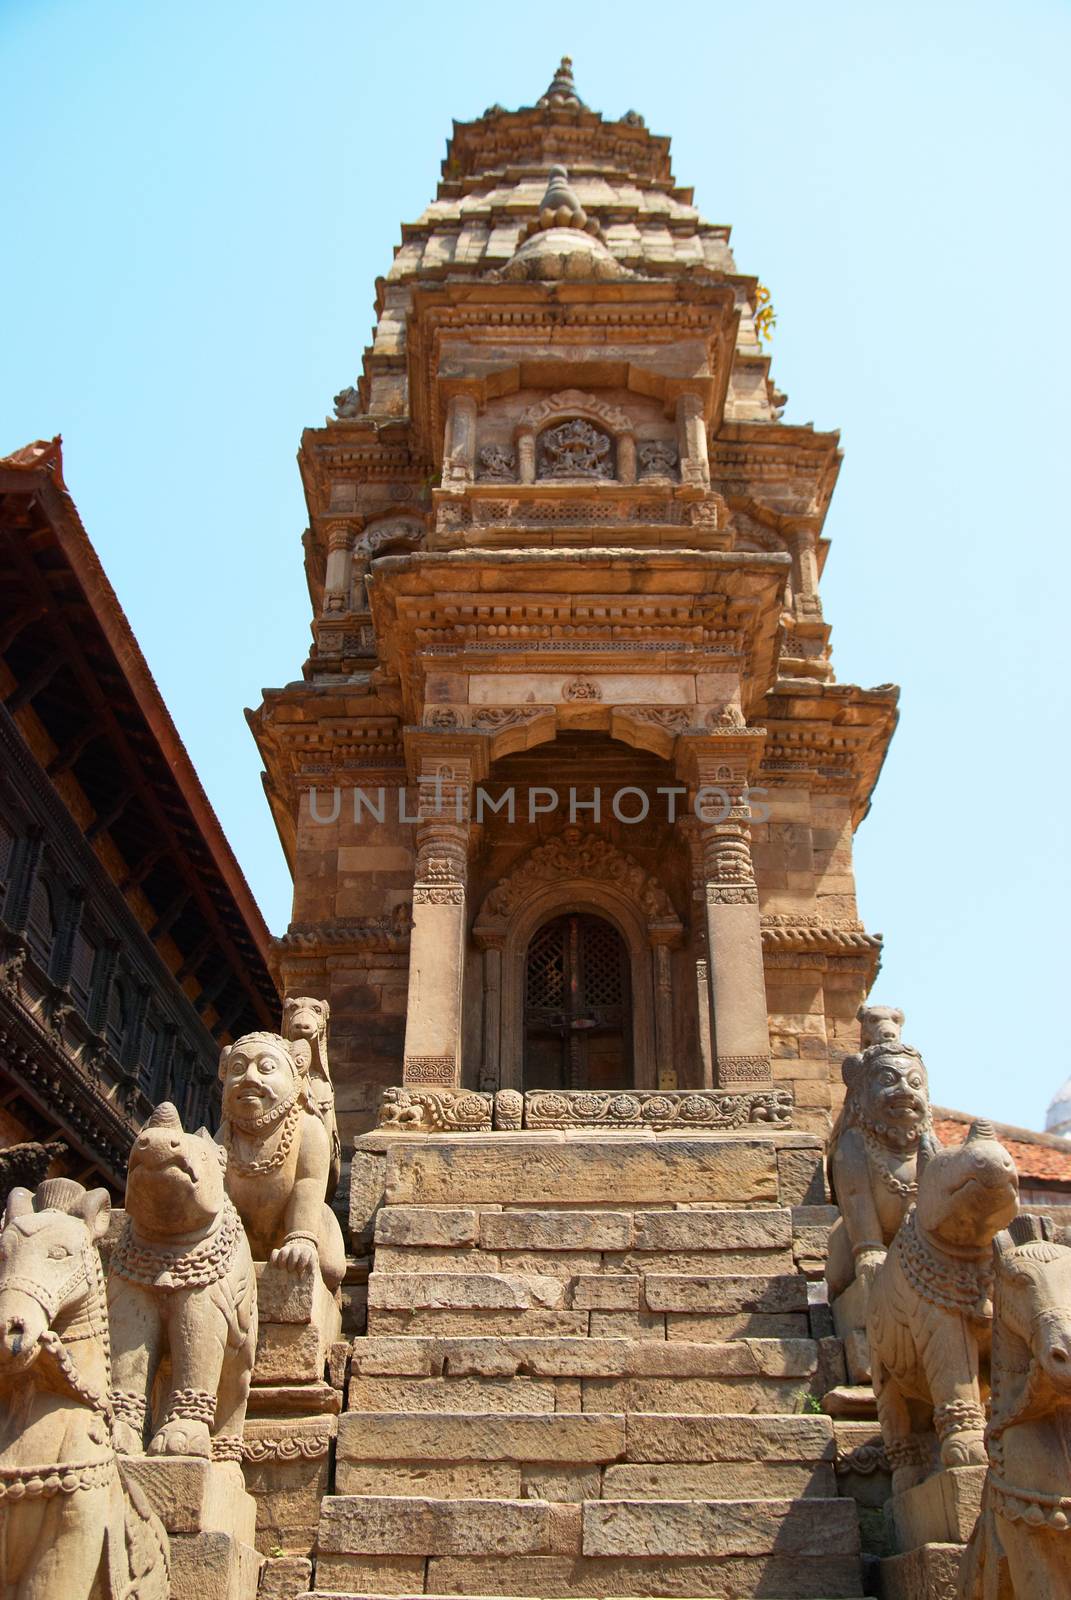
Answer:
[
  {"xmin": 309, "ymin": 1494, "xmax": 861, "ymax": 1598},
  {"xmin": 367, "ymin": 1270, "xmax": 808, "ymax": 1318},
  {"xmin": 350, "ymin": 1334, "xmax": 817, "ymax": 1380},
  {"xmin": 375, "ymin": 1206, "xmax": 795, "ymax": 1253}
]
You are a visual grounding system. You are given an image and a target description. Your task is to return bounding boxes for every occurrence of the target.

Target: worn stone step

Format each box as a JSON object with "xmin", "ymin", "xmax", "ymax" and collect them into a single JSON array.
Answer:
[
  {"xmin": 374, "ymin": 1205, "xmax": 794, "ymax": 1257},
  {"xmin": 317, "ymin": 1494, "xmax": 581, "ymax": 1557},
  {"xmin": 350, "ymin": 1334, "xmax": 818, "ymax": 1380},
  {"xmin": 582, "ymin": 1496, "xmax": 859, "ymax": 1557},
  {"xmin": 367, "ymin": 1270, "xmax": 808, "ymax": 1319}
]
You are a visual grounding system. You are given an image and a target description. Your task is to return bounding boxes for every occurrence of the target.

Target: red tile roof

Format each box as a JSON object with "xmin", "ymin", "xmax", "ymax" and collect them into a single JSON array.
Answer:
[{"xmin": 934, "ymin": 1106, "xmax": 1071, "ymax": 1186}]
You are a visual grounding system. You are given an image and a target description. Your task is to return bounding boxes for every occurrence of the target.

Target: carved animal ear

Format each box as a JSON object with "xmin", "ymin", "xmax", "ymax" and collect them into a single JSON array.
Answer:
[
  {"xmin": 80, "ymin": 1188, "xmax": 111, "ymax": 1241},
  {"xmin": 891, "ymin": 1008, "xmax": 905, "ymax": 1026},
  {"xmin": 840, "ymin": 1053, "xmax": 863, "ymax": 1092},
  {"xmin": 916, "ymin": 1132, "xmax": 939, "ymax": 1180},
  {"xmin": 3, "ymin": 1187, "xmax": 33, "ymax": 1226},
  {"xmin": 195, "ymin": 1127, "xmax": 227, "ymax": 1170},
  {"xmin": 993, "ymin": 1228, "xmax": 1014, "ymax": 1259},
  {"xmin": 1009, "ymin": 1212, "xmax": 1051, "ymax": 1245},
  {"xmin": 290, "ymin": 1039, "xmax": 312, "ymax": 1076}
]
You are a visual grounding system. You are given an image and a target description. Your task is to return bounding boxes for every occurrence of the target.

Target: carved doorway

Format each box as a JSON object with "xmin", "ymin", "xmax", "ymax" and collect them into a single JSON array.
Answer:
[{"xmin": 523, "ymin": 913, "xmax": 633, "ymax": 1091}]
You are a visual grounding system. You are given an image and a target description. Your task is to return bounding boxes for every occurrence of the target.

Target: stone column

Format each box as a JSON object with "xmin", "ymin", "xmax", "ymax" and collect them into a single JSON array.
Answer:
[
  {"xmin": 617, "ymin": 431, "xmax": 637, "ymax": 486},
  {"xmin": 651, "ymin": 934, "xmax": 676, "ymax": 1089},
  {"xmin": 679, "ymin": 737, "xmax": 772, "ymax": 1090},
  {"xmin": 476, "ymin": 933, "xmax": 503, "ymax": 1093},
  {"xmin": 790, "ymin": 523, "xmax": 823, "ymax": 618},
  {"xmin": 401, "ymin": 734, "xmax": 488, "ymax": 1088},
  {"xmin": 443, "ymin": 393, "xmax": 478, "ymax": 486},
  {"xmin": 515, "ymin": 424, "xmax": 537, "ymax": 484},
  {"xmin": 323, "ymin": 521, "xmax": 357, "ymax": 614},
  {"xmin": 675, "ymin": 392, "xmax": 711, "ymax": 489}
]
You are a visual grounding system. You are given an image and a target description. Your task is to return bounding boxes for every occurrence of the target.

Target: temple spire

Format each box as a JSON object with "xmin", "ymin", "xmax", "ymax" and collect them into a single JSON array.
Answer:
[{"xmin": 537, "ymin": 56, "xmax": 586, "ymax": 111}]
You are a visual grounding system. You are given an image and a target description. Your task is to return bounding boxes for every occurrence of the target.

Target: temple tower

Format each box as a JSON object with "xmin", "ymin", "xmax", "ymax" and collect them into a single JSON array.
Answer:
[{"xmin": 251, "ymin": 58, "xmax": 897, "ymax": 1146}]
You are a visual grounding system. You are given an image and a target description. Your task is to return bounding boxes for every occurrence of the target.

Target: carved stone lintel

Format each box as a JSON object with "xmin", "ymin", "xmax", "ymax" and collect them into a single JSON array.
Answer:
[
  {"xmin": 379, "ymin": 1086, "xmax": 491, "ymax": 1131},
  {"xmin": 522, "ymin": 1087, "xmax": 791, "ymax": 1131}
]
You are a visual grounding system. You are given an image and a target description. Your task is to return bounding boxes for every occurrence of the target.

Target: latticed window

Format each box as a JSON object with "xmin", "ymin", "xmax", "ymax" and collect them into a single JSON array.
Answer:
[
  {"xmin": 26, "ymin": 875, "xmax": 55, "ymax": 970},
  {"xmin": 138, "ymin": 1019, "xmax": 161, "ymax": 1094},
  {"xmin": 69, "ymin": 925, "xmax": 98, "ymax": 1015},
  {"xmin": 106, "ymin": 977, "xmax": 128, "ymax": 1059}
]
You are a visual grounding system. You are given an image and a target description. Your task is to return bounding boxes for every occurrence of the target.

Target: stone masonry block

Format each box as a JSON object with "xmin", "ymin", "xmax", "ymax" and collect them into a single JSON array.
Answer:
[
  {"xmin": 316, "ymin": 1494, "xmax": 582, "ymax": 1556},
  {"xmin": 582, "ymin": 1497, "xmax": 860, "ymax": 1559},
  {"xmin": 480, "ymin": 1210, "xmax": 633, "ymax": 1251},
  {"xmin": 337, "ymin": 1410, "xmax": 626, "ymax": 1464}
]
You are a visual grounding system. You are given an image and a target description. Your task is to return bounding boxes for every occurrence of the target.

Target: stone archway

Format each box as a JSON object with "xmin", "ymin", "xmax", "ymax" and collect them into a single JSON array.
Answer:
[{"xmin": 473, "ymin": 826, "xmax": 683, "ymax": 1093}]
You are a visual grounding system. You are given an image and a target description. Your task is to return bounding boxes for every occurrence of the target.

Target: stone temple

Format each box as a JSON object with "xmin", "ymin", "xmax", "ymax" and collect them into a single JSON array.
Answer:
[{"xmin": 6, "ymin": 56, "xmax": 1071, "ymax": 1600}]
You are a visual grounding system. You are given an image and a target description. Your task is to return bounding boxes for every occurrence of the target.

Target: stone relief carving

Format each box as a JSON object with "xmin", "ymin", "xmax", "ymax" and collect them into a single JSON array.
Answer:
[
  {"xmin": 216, "ymin": 1031, "xmax": 346, "ymax": 1293},
  {"xmin": 522, "ymin": 1088, "xmax": 792, "ymax": 1131},
  {"xmin": 0, "ymin": 1178, "xmax": 170, "ymax": 1599},
  {"xmin": 562, "ymin": 677, "xmax": 602, "ymax": 702},
  {"xmin": 402, "ymin": 1055, "xmax": 457, "ymax": 1085},
  {"xmin": 537, "ymin": 418, "xmax": 613, "ymax": 479},
  {"xmin": 961, "ymin": 1213, "xmax": 1071, "ymax": 1596},
  {"xmin": 518, "ymin": 389, "xmax": 632, "ymax": 438},
  {"xmin": 109, "ymin": 1103, "xmax": 257, "ymax": 1464},
  {"xmin": 867, "ymin": 1121, "xmax": 1019, "ymax": 1493},
  {"xmin": 479, "ymin": 825, "xmax": 675, "ymax": 923},
  {"xmin": 825, "ymin": 1026, "xmax": 935, "ymax": 1383},
  {"xmin": 492, "ymin": 1090, "xmax": 524, "ymax": 1131},
  {"xmin": 333, "ymin": 386, "xmax": 361, "ymax": 418},
  {"xmin": 476, "ymin": 444, "xmax": 516, "ymax": 481},
  {"xmin": 378, "ymin": 1087, "xmax": 492, "ymax": 1133},
  {"xmin": 638, "ymin": 441, "xmax": 678, "ymax": 477},
  {"xmin": 282, "ymin": 996, "xmax": 341, "ymax": 1202}
]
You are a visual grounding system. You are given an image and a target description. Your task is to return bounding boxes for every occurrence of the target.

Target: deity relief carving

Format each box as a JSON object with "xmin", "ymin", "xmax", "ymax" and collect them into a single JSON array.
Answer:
[
  {"xmin": 108, "ymin": 1103, "xmax": 257, "ymax": 1463},
  {"xmin": 537, "ymin": 418, "xmax": 613, "ymax": 479},
  {"xmin": 477, "ymin": 444, "xmax": 516, "ymax": 481},
  {"xmin": 216, "ymin": 1031, "xmax": 346, "ymax": 1292},
  {"xmin": 868, "ymin": 1121, "xmax": 1019, "ymax": 1493},
  {"xmin": 638, "ymin": 440, "xmax": 678, "ymax": 477},
  {"xmin": 961, "ymin": 1213, "xmax": 1071, "ymax": 1597},
  {"xmin": 0, "ymin": 1179, "xmax": 170, "ymax": 1600}
]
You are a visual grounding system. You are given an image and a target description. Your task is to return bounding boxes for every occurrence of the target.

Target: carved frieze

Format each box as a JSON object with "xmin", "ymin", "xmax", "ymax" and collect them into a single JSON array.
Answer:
[
  {"xmin": 523, "ymin": 1087, "xmax": 792, "ymax": 1130},
  {"xmin": 476, "ymin": 444, "xmax": 516, "ymax": 481},
  {"xmin": 379, "ymin": 1086, "xmax": 492, "ymax": 1131},
  {"xmin": 479, "ymin": 826, "xmax": 675, "ymax": 923},
  {"xmin": 537, "ymin": 419, "xmax": 613, "ymax": 480},
  {"xmin": 638, "ymin": 441, "xmax": 678, "ymax": 478}
]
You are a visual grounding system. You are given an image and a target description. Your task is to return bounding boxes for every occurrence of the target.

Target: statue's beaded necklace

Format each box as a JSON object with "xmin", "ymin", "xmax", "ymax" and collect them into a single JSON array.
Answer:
[{"xmin": 222, "ymin": 1090, "xmax": 301, "ymax": 1176}]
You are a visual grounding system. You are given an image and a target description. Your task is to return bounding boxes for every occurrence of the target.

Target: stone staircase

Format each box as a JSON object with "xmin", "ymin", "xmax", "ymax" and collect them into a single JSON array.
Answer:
[{"xmin": 299, "ymin": 1126, "xmax": 861, "ymax": 1600}]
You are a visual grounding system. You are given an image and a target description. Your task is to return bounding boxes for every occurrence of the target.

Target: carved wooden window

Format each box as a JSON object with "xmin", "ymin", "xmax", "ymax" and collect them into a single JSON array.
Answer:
[
  {"xmin": 523, "ymin": 912, "xmax": 632, "ymax": 1092},
  {"xmin": 138, "ymin": 1017, "xmax": 161, "ymax": 1095},
  {"xmin": 26, "ymin": 874, "xmax": 55, "ymax": 970},
  {"xmin": 536, "ymin": 418, "xmax": 614, "ymax": 480},
  {"xmin": 69, "ymin": 924, "xmax": 99, "ymax": 1016}
]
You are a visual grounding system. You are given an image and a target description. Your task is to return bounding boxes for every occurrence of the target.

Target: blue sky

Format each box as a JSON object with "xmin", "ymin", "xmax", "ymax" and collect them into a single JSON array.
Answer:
[{"xmin": 2, "ymin": 0, "xmax": 1069, "ymax": 1129}]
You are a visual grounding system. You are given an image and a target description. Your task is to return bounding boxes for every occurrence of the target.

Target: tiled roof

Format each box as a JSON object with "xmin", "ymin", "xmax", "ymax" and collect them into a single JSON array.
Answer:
[{"xmin": 934, "ymin": 1106, "xmax": 1071, "ymax": 1185}]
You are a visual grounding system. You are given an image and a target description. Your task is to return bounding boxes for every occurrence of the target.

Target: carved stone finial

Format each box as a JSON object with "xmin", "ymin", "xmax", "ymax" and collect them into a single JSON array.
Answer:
[
  {"xmin": 517, "ymin": 165, "xmax": 604, "ymax": 245},
  {"xmin": 537, "ymin": 56, "xmax": 586, "ymax": 111}
]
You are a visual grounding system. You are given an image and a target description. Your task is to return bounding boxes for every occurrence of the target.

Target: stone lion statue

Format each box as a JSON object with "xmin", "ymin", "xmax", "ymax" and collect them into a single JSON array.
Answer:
[
  {"xmin": 108, "ymin": 1101, "xmax": 258, "ymax": 1462},
  {"xmin": 868, "ymin": 1120, "xmax": 1019, "ymax": 1494},
  {"xmin": 825, "ymin": 1018, "xmax": 936, "ymax": 1382},
  {"xmin": 282, "ymin": 995, "xmax": 340, "ymax": 1201},
  {"xmin": 216, "ymin": 1031, "xmax": 345, "ymax": 1291}
]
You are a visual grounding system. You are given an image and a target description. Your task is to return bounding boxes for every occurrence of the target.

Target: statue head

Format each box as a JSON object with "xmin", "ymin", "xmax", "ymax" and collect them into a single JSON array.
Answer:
[
  {"xmin": 282, "ymin": 997, "xmax": 330, "ymax": 1066},
  {"xmin": 857, "ymin": 1004, "xmax": 905, "ymax": 1049},
  {"xmin": 843, "ymin": 1040, "xmax": 932, "ymax": 1149},
  {"xmin": 916, "ymin": 1120, "xmax": 1018, "ymax": 1251},
  {"xmin": 218, "ymin": 1031, "xmax": 310, "ymax": 1128},
  {"xmin": 0, "ymin": 1180, "xmax": 110, "ymax": 1373},
  {"xmin": 125, "ymin": 1102, "xmax": 226, "ymax": 1236}
]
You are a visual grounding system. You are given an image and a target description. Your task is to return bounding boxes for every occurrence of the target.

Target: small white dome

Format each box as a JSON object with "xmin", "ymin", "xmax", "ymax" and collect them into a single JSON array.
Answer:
[{"xmin": 1045, "ymin": 1075, "xmax": 1071, "ymax": 1137}]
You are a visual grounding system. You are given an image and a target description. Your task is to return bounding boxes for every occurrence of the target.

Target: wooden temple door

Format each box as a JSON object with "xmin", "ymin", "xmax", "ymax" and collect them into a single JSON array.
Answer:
[{"xmin": 523, "ymin": 913, "xmax": 633, "ymax": 1091}]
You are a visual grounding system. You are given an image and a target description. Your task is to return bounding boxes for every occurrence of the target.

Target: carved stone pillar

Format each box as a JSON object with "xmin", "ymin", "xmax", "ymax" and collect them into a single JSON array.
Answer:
[
  {"xmin": 789, "ymin": 523, "xmax": 823, "ymax": 618},
  {"xmin": 401, "ymin": 734, "xmax": 488, "ymax": 1088},
  {"xmin": 323, "ymin": 521, "xmax": 358, "ymax": 614},
  {"xmin": 443, "ymin": 393, "xmax": 478, "ymax": 486},
  {"xmin": 651, "ymin": 935, "xmax": 676, "ymax": 1089},
  {"xmin": 515, "ymin": 424, "xmax": 536, "ymax": 484},
  {"xmin": 617, "ymin": 431, "xmax": 637, "ymax": 486},
  {"xmin": 675, "ymin": 392, "xmax": 711, "ymax": 489},
  {"xmin": 476, "ymin": 933, "xmax": 504, "ymax": 1093},
  {"xmin": 679, "ymin": 737, "xmax": 771, "ymax": 1090}
]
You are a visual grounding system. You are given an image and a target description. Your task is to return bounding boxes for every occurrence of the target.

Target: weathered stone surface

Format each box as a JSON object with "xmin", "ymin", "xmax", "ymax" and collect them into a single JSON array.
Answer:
[
  {"xmin": 258, "ymin": 1554, "xmax": 312, "ymax": 1600},
  {"xmin": 311, "ymin": 1552, "xmax": 426, "ymax": 1595},
  {"xmin": 665, "ymin": 1310, "xmax": 809, "ymax": 1340},
  {"xmin": 368, "ymin": 1270, "xmax": 566, "ymax": 1310},
  {"xmin": 423, "ymin": 1550, "xmax": 864, "ymax": 1597},
  {"xmin": 350, "ymin": 1147, "xmax": 387, "ymax": 1242},
  {"xmin": 572, "ymin": 1275, "xmax": 641, "ymax": 1310},
  {"xmin": 876, "ymin": 1541, "xmax": 963, "ymax": 1600},
  {"xmin": 335, "ymin": 1461, "xmax": 522, "ymax": 1497},
  {"xmin": 348, "ymin": 1334, "xmax": 815, "ymax": 1381},
  {"xmin": 375, "ymin": 1206, "xmax": 481, "ymax": 1247},
  {"xmin": 337, "ymin": 1410, "xmax": 626, "ymax": 1463},
  {"xmin": 588, "ymin": 1311, "xmax": 666, "ymax": 1339},
  {"xmin": 383, "ymin": 1137, "xmax": 780, "ymax": 1208},
  {"xmin": 602, "ymin": 1459, "xmax": 836, "ymax": 1498},
  {"xmin": 891, "ymin": 1465, "xmax": 986, "ymax": 1551},
  {"xmin": 644, "ymin": 1272, "xmax": 808, "ymax": 1312},
  {"xmin": 481, "ymin": 1210, "xmax": 633, "ymax": 1251},
  {"xmin": 168, "ymin": 1529, "xmax": 261, "ymax": 1600},
  {"xmin": 521, "ymin": 1465, "xmax": 603, "ymax": 1502},
  {"xmin": 368, "ymin": 1307, "xmax": 590, "ymax": 1337},
  {"xmin": 626, "ymin": 1412, "xmax": 835, "ymax": 1463},
  {"xmin": 581, "ymin": 1497, "xmax": 860, "ymax": 1558},
  {"xmin": 374, "ymin": 1244, "xmax": 504, "ymax": 1273},
  {"xmin": 581, "ymin": 1376, "xmax": 804, "ymax": 1414},
  {"xmin": 240, "ymin": 1414, "xmax": 336, "ymax": 1557},
  {"xmin": 119, "ymin": 1458, "xmax": 255, "ymax": 1542},
  {"xmin": 777, "ymin": 1147, "xmax": 828, "ymax": 1206},
  {"xmin": 613, "ymin": 1248, "xmax": 796, "ymax": 1275},
  {"xmin": 631, "ymin": 1208, "xmax": 791, "ymax": 1251},
  {"xmin": 348, "ymin": 1374, "xmax": 559, "ymax": 1413},
  {"xmin": 317, "ymin": 1494, "xmax": 582, "ymax": 1555}
]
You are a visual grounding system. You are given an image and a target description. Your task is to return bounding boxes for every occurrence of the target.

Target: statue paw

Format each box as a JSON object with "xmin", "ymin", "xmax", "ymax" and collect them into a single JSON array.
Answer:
[
  {"xmin": 148, "ymin": 1419, "xmax": 212, "ymax": 1458},
  {"xmin": 941, "ymin": 1431, "xmax": 987, "ymax": 1468}
]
